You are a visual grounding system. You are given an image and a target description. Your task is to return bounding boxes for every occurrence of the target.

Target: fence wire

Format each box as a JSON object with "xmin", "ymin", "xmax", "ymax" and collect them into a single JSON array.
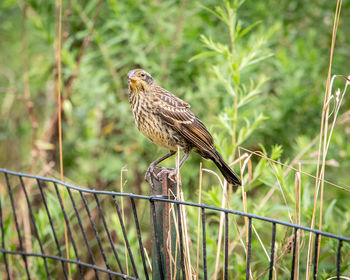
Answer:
[{"xmin": 0, "ymin": 168, "xmax": 349, "ymax": 279}]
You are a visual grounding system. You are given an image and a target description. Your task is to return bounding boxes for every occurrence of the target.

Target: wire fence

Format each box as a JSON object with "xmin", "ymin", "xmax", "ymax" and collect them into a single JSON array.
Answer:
[{"xmin": 0, "ymin": 168, "xmax": 349, "ymax": 279}]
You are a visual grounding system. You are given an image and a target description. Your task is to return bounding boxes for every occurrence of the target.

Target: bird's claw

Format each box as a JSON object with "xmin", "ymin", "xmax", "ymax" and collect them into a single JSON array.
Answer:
[
  {"xmin": 158, "ymin": 168, "xmax": 177, "ymax": 183},
  {"xmin": 145, "ymin": 164, "xmax": 155, "ymax": 183},
  {"xmin": 145, "ymin": 165, "xmax": 178, "ymax": 187}
]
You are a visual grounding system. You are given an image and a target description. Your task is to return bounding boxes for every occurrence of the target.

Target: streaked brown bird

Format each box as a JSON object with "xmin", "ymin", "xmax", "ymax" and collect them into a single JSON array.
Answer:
[{"xmin": 127, "ymin": 69, "xmax": 241, "ymax": 187}]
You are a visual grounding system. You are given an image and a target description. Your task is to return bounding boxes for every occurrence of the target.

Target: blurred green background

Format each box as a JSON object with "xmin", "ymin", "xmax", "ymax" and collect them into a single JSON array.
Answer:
[{"xmin": 1, "ymin": 0, "xmax": 350, "ymax": 278}]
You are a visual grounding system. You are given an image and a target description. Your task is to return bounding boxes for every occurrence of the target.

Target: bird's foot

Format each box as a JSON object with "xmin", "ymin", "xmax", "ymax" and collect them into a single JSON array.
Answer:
[
  {"xmin": 157, "ymin": 167, "xmax": 178, "ymax": 183},
  {"xmin": 145, "ymin": 164, "xmax": 155, "ymax": 183},
  {"xmin": 145, "ymin": 165, "xmax": 179, "ymax": 186}
]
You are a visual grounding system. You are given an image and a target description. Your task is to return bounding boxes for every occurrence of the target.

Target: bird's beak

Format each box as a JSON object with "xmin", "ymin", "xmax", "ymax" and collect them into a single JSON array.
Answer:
[
  {"xmin": 128, "ymin": 70, "xmax": 138, "ymax": 83},
  {"xmin": 129, "ymin": 77, "xmax": 138, "ymax": 82}
]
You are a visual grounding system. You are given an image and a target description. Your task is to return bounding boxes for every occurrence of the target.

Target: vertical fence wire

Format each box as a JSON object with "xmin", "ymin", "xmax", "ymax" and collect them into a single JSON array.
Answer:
[
  {"xmin": 224, "ymin": 212, "xmax": 229, "ymax": 280},
  {"xmin": 202, "ymin": 207, "xmax": 207, "ymax": 280},
  {"xmin": 54, "ymin": 183, "xmax": 84, "ymax": 279},
  {"xmin": 268, "ymin": 223, "xmax": 276, "ymax": 280},
  {"xmin": 18, "ymin": 176, "xmax": 51, "ymax": 279},
  {"xmin": 176, "ymin": 203, "xmax": 186, "ymax": 280},
  {"xmin": 337, "ymin": 240, "xmax": 342, "ymax": 280},
  {"xmin": 245, "ymin": 217, "xmax": 252, "ymax": 280},
  {"xmin": 5, "ymin": 174, "xmax": 31, "ymax": 279},
  {"xmin": 313, "ymin": 233, "xmax": 320, "ymax": 280},
  {"xmin": 36, "ymin": 180, "xmax": 68, "ymax": 279},
  {"xmin": 112, "ymin": 195, "xmax": 139, "ymax": 278},
  {"xmin": 0, "ymin": 189, "xmax": 10, "ymax": 278},
  {"xmin": 290, "ymin": 227, "xmax": 298, "ymax": 280},
  {"xmin": 66, "ymin": 188, "xmax": 100, "ymax": 279},
  {"xmin": 130, "ymin": 197, "xmax": 149, "ymax": 280},
  {"xmin": 150, "ymin": 199, "xmax": 164, "ymax": 280},
  {"xmin": 94, "ymin": 194, "xmax": 124, "ymax": 274},
  {"xmin": 80, "ymin": 192, "xmax": 111, "ymax": 280}
]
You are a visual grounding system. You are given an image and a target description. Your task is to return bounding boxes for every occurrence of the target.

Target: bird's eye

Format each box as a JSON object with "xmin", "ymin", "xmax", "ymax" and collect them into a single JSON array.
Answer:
[{"xmin": 140, "ymin": 73, "xmax": 145, "ymax": 77}]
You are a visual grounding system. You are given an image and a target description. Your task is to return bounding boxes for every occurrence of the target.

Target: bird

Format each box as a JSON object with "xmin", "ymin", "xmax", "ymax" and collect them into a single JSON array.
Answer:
[{"xmin": 127, "ymin": 69, "xmax": 241, "ymax": 187}]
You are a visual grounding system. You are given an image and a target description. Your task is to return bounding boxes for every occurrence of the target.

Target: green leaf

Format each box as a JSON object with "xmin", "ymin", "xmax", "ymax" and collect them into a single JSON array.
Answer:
[
  {"xmin": 271, "ymin": 145, "xmax": 283, "ymax": 160},
  {"xmin": 200, "ymin": 4, "xmax": 224, "ymax": 22},
  {"xmin": 189, "ymin": 51, "xmax": 218, "ymax": 62},
  {"xmin": 237, "ymin": 21, "xmax": 262, "ymax": 39},
  {"xmin": 325, "ymin": 199, "xmax": 337, "ymax": 225}
]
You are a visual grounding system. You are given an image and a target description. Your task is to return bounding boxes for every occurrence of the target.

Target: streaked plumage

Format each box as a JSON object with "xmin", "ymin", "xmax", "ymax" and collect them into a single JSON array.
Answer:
[{"xmin": 127, "ymin": 69, "xmax": 241, "ymax": 187}]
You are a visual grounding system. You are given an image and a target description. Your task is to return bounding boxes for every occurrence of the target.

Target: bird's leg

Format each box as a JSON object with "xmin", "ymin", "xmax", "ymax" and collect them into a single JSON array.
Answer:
[
  {"xmin": 145, "ymin": 150, "xmax": 176, "ymax": 182},
  {"xmin": 166, "ymin": 151, "xmax": 190, "ymax": 182},
  {"xmin": 179, "ymin": 151, "xmax": 190, "ymax": 168}
]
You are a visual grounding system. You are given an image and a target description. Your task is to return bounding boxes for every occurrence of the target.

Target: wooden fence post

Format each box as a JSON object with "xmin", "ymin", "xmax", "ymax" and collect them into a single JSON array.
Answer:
[{"xmin": 148, "ymin": 166, "xmax": 180, "ymax": 280}]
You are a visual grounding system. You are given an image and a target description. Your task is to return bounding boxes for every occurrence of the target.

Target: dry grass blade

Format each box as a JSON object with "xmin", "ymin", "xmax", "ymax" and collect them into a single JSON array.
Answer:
[
  {"xmin": 212, "ymin": 181, "xmax": 227, "ymax": 280},
  {"xmin": 268, "ymin": 162, "xmax": 293, "ymax": 223},
  {"xmin": 144, "ymin": 248, "xmax": 152, "ymax": 272},
  {"xmin": 202, "ymin": 155, "xmax": 238, "ymax": 280},
  {"xmin": 55, "ymin": 0, "xmax": 71, "ymax": 278},
  {"xmin": 166, "ymin": 195, "xmax": 173, "ymax": 279},
  {"xmin": 253, "ymin": 225, "xmax": 270, "ymax": 261},
  {"xmin": 239, "ymin": 149, "xmax": 251, "ymax": 254},
  {"xmin": 167, "ymin": 202, "xmax": 178, "ymax": 280},
  {"xmin": 175, "ymin": 148, "xmax": 194, "ymax": 279},
  {"xmin": 236, "ymin": 140, "xmax": 350, "ymax": 279},
  {"xmin": 307, "ymin": 0, "xmax": 344, "ymax": 275},
  {"xmin": 238, "ymin": 147, "xmax": 350, "ymax": 192},
  {"xmin": 169, "ymin": 199, "xmax": 179, "ymax": 280},
  {"xmin": 202, "ymin": 169, "xmax": 224, "ymax": 190},
  {"xmin": 180, "ymin": 191, "xmax": 194, "ymax": 278}
]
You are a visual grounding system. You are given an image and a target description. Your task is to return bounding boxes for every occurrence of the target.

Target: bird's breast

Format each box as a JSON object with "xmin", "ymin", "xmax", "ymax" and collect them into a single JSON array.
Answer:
[{"xmin": 129, "ymin": 93, "xmax": 187, "ymax": 151}]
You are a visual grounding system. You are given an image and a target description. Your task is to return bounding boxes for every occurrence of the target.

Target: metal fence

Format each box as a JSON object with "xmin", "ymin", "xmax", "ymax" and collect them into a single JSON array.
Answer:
[{"xmin": 0, "ymin": 168, "xmax": 349, "ymax": 279}]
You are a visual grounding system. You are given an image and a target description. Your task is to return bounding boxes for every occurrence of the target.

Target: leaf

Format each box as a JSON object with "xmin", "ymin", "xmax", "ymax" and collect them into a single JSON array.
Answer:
[
  {"xmin": 3, "ymin": 214, "xmax": 11, "ymax": 236},
  {"xmin": 242, "ymin": 53, "xmax": 274, "ymax": 69},
  {"xmin": 200, "ymin": 35, "xmax": 229, "ymax": 55},
  {"xmin": 199, "ymin": 4, "xmax": 224, "ymax": 22},
  {"xmin": 271, "ymin": 145, "xmax": 283, "ymax": 160},
  {"xmin": 237, "ymin": 21, "xmax": 262, "ymax": 39},
  {"xmin": 252, "ymin": 157, "xmax": 267, "ymax": 181},
  {"xmin": 325, "ymin": 199, "xmax": 337, "ymax": 225},
  {"xmin": 237, "ymin": 113, "xmax": 268, "ymax": 145},
  {"xmin": 189, "ymin": 51, "xmax": 218, "ymax": 62}
]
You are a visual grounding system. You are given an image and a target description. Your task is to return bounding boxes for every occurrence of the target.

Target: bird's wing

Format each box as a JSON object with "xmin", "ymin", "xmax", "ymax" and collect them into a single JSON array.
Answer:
[
  {"xmin": 156, "ymin": 87, "xmax": 190, "ymax": 109},
  {"xmin": 155, "ymin": 88, "xmax": 215, "ymax": 156}
]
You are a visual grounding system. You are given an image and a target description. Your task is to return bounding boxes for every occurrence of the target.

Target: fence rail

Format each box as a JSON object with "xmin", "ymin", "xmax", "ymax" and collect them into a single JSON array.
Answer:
[{"xmin": 0, "ymin": 168, "xmax": 349, "ymax": 279}]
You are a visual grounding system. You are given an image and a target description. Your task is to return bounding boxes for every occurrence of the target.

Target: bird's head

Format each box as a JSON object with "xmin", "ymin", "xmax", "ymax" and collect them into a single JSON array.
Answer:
[{"xmin": 127, "ymin": 69, "xmax": 154, "ymax": 93}]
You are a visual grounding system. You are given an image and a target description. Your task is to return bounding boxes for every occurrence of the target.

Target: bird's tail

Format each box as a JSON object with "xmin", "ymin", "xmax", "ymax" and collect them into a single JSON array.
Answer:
[{"xmin": 212, "ymin": 150, "xmax": 241, "ymax": 189}]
